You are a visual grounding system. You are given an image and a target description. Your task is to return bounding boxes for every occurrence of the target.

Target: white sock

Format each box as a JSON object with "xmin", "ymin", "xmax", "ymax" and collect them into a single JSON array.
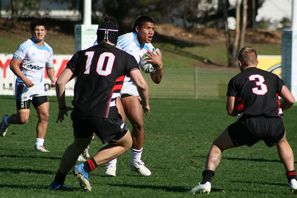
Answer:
[
  {"xmin": 131, "ymin": 148, "xmax": 143, "ymax": 163},
  {"xmin": 106, "ymin": 158, "xmax": 117, "ymax": 168},
  {"xmin": 36, "ymin": 138, "xmax": 45, "ymax": 147}
]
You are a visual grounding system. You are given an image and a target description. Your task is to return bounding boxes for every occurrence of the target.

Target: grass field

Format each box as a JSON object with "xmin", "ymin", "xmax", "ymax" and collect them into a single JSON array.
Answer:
[{"xmin": 0, "ymin": 96, "xmax": 296, "ymax": 198}]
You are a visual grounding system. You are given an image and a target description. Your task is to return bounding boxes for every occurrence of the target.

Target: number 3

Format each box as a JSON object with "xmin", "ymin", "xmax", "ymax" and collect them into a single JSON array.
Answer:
[{"xmin": 249, "ymin": 74, "xmax": 268, "ymax": 95}]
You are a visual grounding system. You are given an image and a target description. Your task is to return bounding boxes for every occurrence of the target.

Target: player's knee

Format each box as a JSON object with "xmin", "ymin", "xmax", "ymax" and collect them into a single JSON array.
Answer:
[
  {"xmin": 39, "ymin": 112, "xmax": 49, "ymax": 122},
  {"xmin": 18, "ymin": 116, "xmax": 29, "ymax": 124},
  {"xmin": 132, "ymin": 120, "xmax": 144, "ymax": 132}
]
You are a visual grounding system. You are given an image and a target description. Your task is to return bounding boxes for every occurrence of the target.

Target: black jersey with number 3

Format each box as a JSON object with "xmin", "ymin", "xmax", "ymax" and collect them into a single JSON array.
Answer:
[
  {"xmin": 66, "ymin": 42, "xmax": 138, "ymax": 118},
  {"xmin": 227, "ymin": 67, "xmax": 284, "ymax": 117}
]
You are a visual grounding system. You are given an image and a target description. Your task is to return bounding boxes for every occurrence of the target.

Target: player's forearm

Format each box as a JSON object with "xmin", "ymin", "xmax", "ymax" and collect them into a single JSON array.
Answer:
[
  {"xmin": 55, "ymin": 83, "xmax": 66, "ymax": 109},
  {"xmin": 47, "ymin": 68, "xmax": 56, "ymax": 84}
]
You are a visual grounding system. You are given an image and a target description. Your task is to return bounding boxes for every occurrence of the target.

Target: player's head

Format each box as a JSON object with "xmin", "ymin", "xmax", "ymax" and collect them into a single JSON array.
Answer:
[
  {"xmin": 238, "ymin": 47, "xmax": 258, "ymax": 71},
  {"xmin": 133, "ymin": 15, "xmax": 155, "ymax": 45},
  {"xmin": 97, "ymin": 16, "xmax": 119, "ymax": 45},
  {"xmin": 30, "ymin": 19, "xmax": 47, "ymax": 43}
]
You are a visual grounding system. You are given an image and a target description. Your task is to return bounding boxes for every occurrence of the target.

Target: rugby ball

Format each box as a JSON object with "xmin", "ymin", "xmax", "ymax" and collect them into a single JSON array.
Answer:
[{"xmin": 139, "ymin": 48, "xmax": 160, "ymax": 73}]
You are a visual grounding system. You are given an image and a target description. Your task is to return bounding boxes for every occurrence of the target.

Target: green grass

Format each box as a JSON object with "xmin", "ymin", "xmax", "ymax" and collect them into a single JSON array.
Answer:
[{"xmin": 0, "ymin": 96, "xmax": 296, "ymax": 198}]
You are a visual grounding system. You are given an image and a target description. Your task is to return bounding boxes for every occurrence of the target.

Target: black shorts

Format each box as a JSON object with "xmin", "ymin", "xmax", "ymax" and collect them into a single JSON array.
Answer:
[
  {"xmin": 16, "ymin": 95, "xmax": 48, "ymax": 109},
  {"xmin": 227, "ymin": 116, "xmax": 285, "ymax": 147},
  {"xmin": 71, "ymin": 111, "xmax": 128, "ymax": 144}
]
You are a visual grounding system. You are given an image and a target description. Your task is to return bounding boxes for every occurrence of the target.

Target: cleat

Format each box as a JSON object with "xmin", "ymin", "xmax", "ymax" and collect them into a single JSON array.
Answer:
[
  {"xmin": 35, "ymin": 145, "xmax": 50, "ymax": 152},
  {"xmin": 289, "ymin": 178, "xmax": 297, "ymax": 192},
  {"xmin": 49, "ymin": 181, "xmax": 68, "ymax": 191},
  {"xmin": 190, "ymin": 182, "xmax": 211, "ymax": 194},
  {"xmin": 0, "ymin": 114, "xmax": 9, "ymax": 137},
  {"xmin": 105, "ymin": 165, "xmax": 116, "ymax": 177},
  {"xmin": 130, "ymin": 160, "xmax": 151, "ymax": 176},
  {"xmin": 73, "ymin": 163, "xmax": 92, "ymax": 191}
]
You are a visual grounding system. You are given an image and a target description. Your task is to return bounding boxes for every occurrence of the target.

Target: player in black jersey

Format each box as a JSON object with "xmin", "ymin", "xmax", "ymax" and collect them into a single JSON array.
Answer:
[
  {"xmin": 191, "ymin": 47, "xmax": 296, "ymax": 194},
  {"xmin": 49, "ymin": 17, "xmax": 149, "ymax": 191}
]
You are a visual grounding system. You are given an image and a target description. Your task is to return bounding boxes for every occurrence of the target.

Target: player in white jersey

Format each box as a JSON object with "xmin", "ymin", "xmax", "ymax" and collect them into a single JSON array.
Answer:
[
  {"xmin": 105, "ymin": 16, "xmax": 164, "ymax": 177},
  {"xmin": 0, "ymin": 19, "xmax": 55, "ymax": 152}
]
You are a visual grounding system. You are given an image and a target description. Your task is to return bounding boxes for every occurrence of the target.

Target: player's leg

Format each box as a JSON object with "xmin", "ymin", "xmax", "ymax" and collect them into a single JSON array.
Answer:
[
  {"xmin": 104, "ymin": 97, "xmax": 126, "ymax": 176},
  {"xmin": 33, "ymin": 96, "xmax": 50, "ymax": 152},
  {"xmin": 121, "ymin": 95, "xmax": 151, "ymax": 176},
  {"xmin": 50, "ymin": 136, "xmax": 93, "ymax": 190},
  {"xmin": 74, "ymin": 117, "xmax": 132, "ymax": 191},
  {"xmin": 191, "ymin": 126, "xmax": 237, "ymax": 194},
  {"xmin": 0, "ymin": 94, "xmax": 31, "ymax": 136},
  {"xmin": 276, "ymin": 133, "xmax": 297, "ymax": 191}
]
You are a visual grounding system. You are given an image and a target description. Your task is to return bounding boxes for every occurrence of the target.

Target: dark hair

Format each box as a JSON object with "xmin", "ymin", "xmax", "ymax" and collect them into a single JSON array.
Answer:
[
  {"xmin": 97, "ymin": 16, "xmax": 119, "ymax": 44},
  {"xmin": 133, "ymin": 16, "xmax": 155, "ymax": 32},
  {"xmin": 30, "ymin": 19, "xmax": 47, "ymax": 31}
]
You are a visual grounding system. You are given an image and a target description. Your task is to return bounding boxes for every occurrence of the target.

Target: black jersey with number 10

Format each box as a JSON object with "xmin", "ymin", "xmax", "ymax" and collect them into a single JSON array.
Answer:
[
  {"xmin": 66, "ymin": 42, "xmax": 138, "ymax": 118},
  {"xmin": 227, "ymin": 67, "xmax": 285, "ymax": 117}
]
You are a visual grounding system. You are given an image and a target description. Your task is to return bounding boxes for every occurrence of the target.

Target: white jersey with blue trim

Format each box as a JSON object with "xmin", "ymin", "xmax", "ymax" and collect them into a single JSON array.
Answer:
[
  {"xmin": 116, "ymin": 32, "xmax": 155, "ymax": 63},
  {"xmin": 13, "ymin": 38, "xmax": 54, "ymax": 84}
]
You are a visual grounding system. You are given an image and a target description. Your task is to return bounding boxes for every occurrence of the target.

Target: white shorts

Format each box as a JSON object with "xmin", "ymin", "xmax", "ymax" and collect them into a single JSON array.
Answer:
[
  {"xmin": 120, "ymin": 77, "xmax": 139, "ymax": 97},
  {"xmin": 16, "ymin": 82, "xmax": 47, "ymax": 102}
]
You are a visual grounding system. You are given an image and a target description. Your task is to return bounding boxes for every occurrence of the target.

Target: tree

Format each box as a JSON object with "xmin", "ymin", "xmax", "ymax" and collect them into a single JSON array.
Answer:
[{"xmin": 222, "ymin": 0, "xmax": 248, "ymax": 67}]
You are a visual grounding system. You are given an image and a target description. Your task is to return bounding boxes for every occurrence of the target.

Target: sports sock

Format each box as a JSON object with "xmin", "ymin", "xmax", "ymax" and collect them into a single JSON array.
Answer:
[
  {"xmin": 131, "ymin": 148, "xmax": 143, "ymax": 163},
  {"xmin": 84, "ymin": 158, "xmax": 97, "ymax": 172},
  {"xmin": 36, "ymin": 138, "xmax": 45, "ymax": 146},
  {"xmin": 201, "ymin": 170, "xmax": 215, "ymax": 184},
  {"xmin": 54, "ymin": 170, "xmax": 67, "ymax": 184},
  {"xmin": 286, "ymin": 170, "xmax": 297, "ymax": 182}
]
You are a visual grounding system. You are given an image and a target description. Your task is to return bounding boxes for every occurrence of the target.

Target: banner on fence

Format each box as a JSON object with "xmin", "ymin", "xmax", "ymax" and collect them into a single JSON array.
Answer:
[{"xmin": 0, "ymin": 53, "xmax": 74, "ymax": 96}]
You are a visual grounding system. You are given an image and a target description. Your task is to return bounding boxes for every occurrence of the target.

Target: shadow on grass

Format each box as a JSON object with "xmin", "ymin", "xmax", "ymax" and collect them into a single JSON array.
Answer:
[
  {"xmin": 0, "ymin": 183, "xmax": 79, "ymax": 191},
  {"xmin": 0, "ymin": 153, "xmax": 61, "ymax": 160},
  {"xmin": 109, "ymin": 183, "xmax": 225, "ymax": 194},
  {"xmin": 196, "ymin": 155, "xmax": 281, "ymax": 163},
  {"xmin": 0, "ymin": 167, "xmax": 54, "ymax": 175}
]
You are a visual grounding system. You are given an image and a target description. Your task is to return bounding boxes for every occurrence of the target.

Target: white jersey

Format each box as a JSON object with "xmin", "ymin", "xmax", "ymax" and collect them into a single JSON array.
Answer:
[
  {"xmin": 116, "ymin": 32, "xmax": 154, "ymax": 96},
  {"xmin": 13, "ymin": 38, "xmax": 54, "ymax": 85}
]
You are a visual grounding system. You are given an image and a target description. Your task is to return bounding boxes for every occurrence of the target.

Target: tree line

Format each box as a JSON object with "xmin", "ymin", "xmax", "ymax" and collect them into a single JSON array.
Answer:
[{"xmin": 4, "ymin": 0, "xmax": 271, "ymax": 66}]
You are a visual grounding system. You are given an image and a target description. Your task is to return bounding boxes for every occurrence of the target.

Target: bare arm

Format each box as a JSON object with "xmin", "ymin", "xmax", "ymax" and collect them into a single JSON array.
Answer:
[
  {"xmin": 10, "ymin": 58, "xmax": 34, "ymax": 87},
  {"xmin": 46, "ymin": 67, "xmax": 56, "ymax": 86},
  {"xmin": 146, "ymin": 50, "xmax": 164, "ymax": 84},
  {"xmin": 55, "ymin": 68, "xmax": 73, "ymax": 122},
  {"xmin": 279, "ymin": 85, "xmax": 295, "ymax": 111},
  {"xmin": 129, "ymin": 69, "xmax": 150, "ymax": 113},
  {"xmin": 226, "ymin": 96, "xmax": 237, "ymax": 116}
]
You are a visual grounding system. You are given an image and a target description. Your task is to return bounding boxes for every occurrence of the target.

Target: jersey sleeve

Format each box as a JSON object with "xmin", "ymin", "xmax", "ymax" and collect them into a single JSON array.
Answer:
[
  {"xmin": 126, "ymin": 54, "xmax": 139, "ymax": 74},
  {"xmin": 46, "ymin": 47, "xmax": 54, "ymax": 68},
  {"xmin": 276, "ymin": 76, "xmax": 285, "ymax": 94},
  {"xmin": 13, "ymin": 42, "xmax": 28, "ymax": 60},
  {"xmin": 66, "ymin": 51, "xmax": 83, "ymax": 76},
  {"xmin": 227, "ymin": 77, "xmax": 237, "ymax": 97}
]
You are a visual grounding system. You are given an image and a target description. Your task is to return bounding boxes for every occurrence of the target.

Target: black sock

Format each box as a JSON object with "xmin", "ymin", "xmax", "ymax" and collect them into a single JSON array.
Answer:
[
  {"xmin": 286, "ymin": 170, "xmax": 296, "ymax": 182},
  {"xmin": 54, "ymin": 170, "xmax": 67, "ymax": 184},
  {"xmin": 84, "ymin": 158, "xmax": 97, "ymax": 172},
  {"xmin": 201, "ymin": 170, "xmax": 215, "ymax": 184}
]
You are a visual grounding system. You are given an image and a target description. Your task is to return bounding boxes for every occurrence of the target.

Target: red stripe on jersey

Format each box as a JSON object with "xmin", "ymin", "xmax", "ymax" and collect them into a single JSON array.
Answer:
[
  {"xmin": 116, "ymin": 75, "xmax": 125, "ymax": 82},
  {"xmin": 112, "ymin": 84, "xmax": 123, "ymax": 91},
  {"xmin": 276, "ymin": 93, "xmax": 281, "ymax": 115},
  {"xmin": 104, "ymin": 76, "xmax": 125, "ymax": 118}
]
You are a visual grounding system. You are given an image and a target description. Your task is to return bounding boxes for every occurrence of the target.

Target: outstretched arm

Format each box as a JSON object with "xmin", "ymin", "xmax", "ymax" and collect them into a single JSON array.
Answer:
[{"xmin": 55, "ymin": 68, "xmax": 73, "ymax": 122}]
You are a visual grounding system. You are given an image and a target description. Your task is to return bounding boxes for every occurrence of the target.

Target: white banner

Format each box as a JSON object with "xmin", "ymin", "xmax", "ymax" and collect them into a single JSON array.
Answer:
[{"xmin": 0, "ymin": 53, "xmax": 74, "ymax": 96}]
